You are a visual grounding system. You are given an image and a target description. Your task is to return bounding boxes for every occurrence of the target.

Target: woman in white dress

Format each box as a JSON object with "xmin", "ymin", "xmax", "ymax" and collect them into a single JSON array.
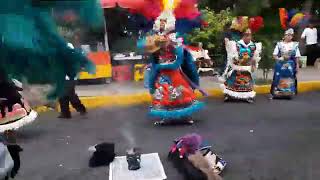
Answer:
[
  {"xmin": 270, "ymin": 28, "xmax": 300, "ymax": 99},
  {"xmin": 221, "ymin": 29, "xmax": 262, "ymax": 103}
]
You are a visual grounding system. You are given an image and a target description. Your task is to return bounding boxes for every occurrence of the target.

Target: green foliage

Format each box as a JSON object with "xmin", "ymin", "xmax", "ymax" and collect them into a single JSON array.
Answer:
[
  {"xmin": 254, "ymin": 17, "xmax": 278, "ymax": 72},
  {"xmin": 186, "ymin": 8, "xmax": 233, "ymax": 54},
  {"xmin": 232, "ymin": 0, "xmax": 272, "ymax": 16},
  {"xmin": 198, "ymin": 0, "xmax": 236, "ymax": 12},
  {"xmin": 256, "ymin": 36, "xmax": 274, "ymax": 77},
  {"xmin": 195, "ymin": 0, "xmax": 282, "ymax": 73},
  {"xmin": 199, "ymin": 0, "xmax": 313, "ymax": 14},
  {"xmin": 253, "ymin": 6, "xmax": 283, "ymax": 74},
  {"xmin": 195, "ymin": 0, "xmax": 319, "ymax": 77}
]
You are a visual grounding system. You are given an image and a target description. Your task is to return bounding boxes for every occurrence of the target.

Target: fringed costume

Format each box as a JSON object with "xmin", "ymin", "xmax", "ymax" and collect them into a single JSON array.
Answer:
[
  {"xmin": 271, "ymin": 29, "xmax": 300, "ymax": 99},
  {"xmin": 139, "ymin": 9, "xmax": 205, "ymax": 125},
  {"xmin": 220, "ymin": 30, "xmax": 262, "ymax": 103}
]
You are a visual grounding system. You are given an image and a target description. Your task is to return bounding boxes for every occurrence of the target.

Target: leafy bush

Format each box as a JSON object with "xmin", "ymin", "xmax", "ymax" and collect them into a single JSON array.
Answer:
[
  {"xmin": 186, "ymin": 8, "xmax": 233, "ymax": 55},
  {"xmin": 254, "ymin": 13, "xmax": 283, "ymax": 79}
]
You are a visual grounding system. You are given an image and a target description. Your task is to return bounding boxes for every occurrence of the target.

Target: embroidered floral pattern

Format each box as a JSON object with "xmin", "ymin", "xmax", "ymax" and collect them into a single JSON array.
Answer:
[
  {"xmin": 169, "ymin": 85, "xmax": 184, "ymax": 101},
  {"xmin": 154, "ymin": 87, "xmax": 164, "ymax": 100}
]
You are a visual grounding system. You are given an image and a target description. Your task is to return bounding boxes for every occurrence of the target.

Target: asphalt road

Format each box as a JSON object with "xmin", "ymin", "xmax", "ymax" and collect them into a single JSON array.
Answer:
[{"xmin": 13, "ymin": 92, "xmax": 320, "ymax": 180}]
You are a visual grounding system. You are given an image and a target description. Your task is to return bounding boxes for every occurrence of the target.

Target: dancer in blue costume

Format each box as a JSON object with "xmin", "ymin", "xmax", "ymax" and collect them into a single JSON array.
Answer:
[
  {"xmin": 270, "ymin": 28, "xmax": 300, "ymax": 99},
  {"xmin": 140, "ymin": 11, "xmax": 205, "ymax": 125}
]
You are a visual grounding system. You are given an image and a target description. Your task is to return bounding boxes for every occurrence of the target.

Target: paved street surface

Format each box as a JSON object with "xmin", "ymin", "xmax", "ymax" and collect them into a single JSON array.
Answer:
[
  {"xmin": 76, "ymin": 67, "xmax": 320, "ymax": 96},
  {"xmin": 15, "ymin": 92, "xmax": 320, "ymax": 180}
]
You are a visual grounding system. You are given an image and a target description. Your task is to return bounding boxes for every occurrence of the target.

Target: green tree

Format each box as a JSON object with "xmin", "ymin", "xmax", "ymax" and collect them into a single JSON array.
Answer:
[
  {"xmin": 186, "ymin": 8, "xmax": 233, "ymax": 70},
  {"xmin": 195, "ymin": 0, "xmax": 280, "ymax": 78},
  {"xmin": 199, "ymin": 0, "xmax": 316, "ymax": 13},
  {"xmin": 198, "ymin": 0, "xmax": 236, "ymax": 11},
  {"xmin": 187, "ymin": 8, "xmax": 233, "ymax": 54},
  {"xmin": 195, "ymin": 0, "xmax": 319, "ymax": 79}
]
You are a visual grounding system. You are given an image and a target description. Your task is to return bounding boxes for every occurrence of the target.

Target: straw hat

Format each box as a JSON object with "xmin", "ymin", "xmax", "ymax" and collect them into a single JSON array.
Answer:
[{"xmin": 144, "ymin": 35, "xmax": 169, "ymax": 53}]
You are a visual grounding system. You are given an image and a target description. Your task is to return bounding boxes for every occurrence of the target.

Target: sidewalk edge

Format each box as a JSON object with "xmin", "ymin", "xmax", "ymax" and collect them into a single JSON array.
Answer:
[{"xmin": 34, "ymin": 81, "xmax": 320, "ymax": 113}]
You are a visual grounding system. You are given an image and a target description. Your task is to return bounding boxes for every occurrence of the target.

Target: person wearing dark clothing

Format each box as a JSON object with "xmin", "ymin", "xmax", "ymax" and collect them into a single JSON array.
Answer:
[
  {"xmin": 0, "ymin": 134, "xmax": 23, "ymax": 180},
  {"xmin": 6, "ymin": 144, "xmax": 23, "ymax": 179},
  {"xmin": 58, "ymin": 43, "xmax": 87, "ymax": 119},
  {"xmin": 58, "ymin": 76, "xmax": 86, "ymax": 119},
  {"xmin": 301, "ymin": 22, "xmax": 318, "ymax": 66},
  {"xmin": 219, "ymin": 26, "xmax": 232, "ymax": 75}
]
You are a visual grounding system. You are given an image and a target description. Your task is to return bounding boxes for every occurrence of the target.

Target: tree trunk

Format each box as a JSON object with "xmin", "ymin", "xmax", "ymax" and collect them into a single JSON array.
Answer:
[
  {"xmin": 266, "ymin": 70, "xmax": 269, "ymax": 80},
  {"xmin": 263, "ymin": 69, "xmax": 269, "ymax": 80}
]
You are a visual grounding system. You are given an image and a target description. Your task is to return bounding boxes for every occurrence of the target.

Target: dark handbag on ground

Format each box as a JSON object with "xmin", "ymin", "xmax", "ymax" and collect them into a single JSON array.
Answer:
[{"xmin": 89, "ymin": 143, "xmax": 115, "ymax": 168}]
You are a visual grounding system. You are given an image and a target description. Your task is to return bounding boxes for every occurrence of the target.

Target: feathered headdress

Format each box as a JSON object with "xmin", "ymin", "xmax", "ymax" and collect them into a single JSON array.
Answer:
[
  {"xmin": 279, "ymin": 8, "xmax": 311, "ymax": 29},
  {"xmin": 103, "ymin": 0, "xmax": 202, "ymax": 34},
  {"xmin": 230, "ymin": 16, "xmax": 264, "ymax": 33},
  {"xmin": 137, "ymin": 0, "xmax": 200, "ymax": 52},
  {"xmin": 153, "ymin": 10, "xmax": 176, "ymax": 34},
  {"xmin": 285, "ymin": 28, "xmax": 294, "ymax": 35}
]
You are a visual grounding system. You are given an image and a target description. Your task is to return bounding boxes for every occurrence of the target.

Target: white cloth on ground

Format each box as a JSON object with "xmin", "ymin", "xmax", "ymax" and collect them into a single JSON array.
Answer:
[{"xmin": 109, "ymin": 153, "xmax": 167, "ymax": 180}]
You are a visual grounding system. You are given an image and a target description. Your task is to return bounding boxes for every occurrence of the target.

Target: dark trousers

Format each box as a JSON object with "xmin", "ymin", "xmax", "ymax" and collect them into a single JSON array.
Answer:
[
  {"xmin": 58, "ymin": 80, "xmax": 86, "ymax": 116},
  {"xmin": 306, "ymin": 44, "xmax": 319, "ymax": 66}
]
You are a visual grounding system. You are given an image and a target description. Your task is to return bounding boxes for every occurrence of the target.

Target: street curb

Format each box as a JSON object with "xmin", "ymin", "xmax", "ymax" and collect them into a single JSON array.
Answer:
[{"xmin": 34, "ymin": 81, "xmax": 320, "ymax": 113}]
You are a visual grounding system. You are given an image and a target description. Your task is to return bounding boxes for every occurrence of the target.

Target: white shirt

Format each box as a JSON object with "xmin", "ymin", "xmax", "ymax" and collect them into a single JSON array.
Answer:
[
  {"xmin": 189, "ymin": 49, "xmax": 211, "ymax": 61},
  {"xmin": 66, "ymin": 43, "xmax": 77, "ymax": 80},
  {"xmin": 65, "ymin": 42, "xmax": 79, "ymax": 80},
  {"xmin": 301, "ymin": 28, "xmax": 318, "ymax": 45},
  {"xmin": 273, "ymin": 41, "xmax": 301, "ymax": 57},
  {"xmin": 65, "ymin": 75, "xmax": 78, "ymax": 81},
  {"xmin": 67, "ymin": 42, "xmax": 74, "ymax": 49},
  {"xmin": 238, "ymin": 39, "xmax": 255, "ymax": 48}
]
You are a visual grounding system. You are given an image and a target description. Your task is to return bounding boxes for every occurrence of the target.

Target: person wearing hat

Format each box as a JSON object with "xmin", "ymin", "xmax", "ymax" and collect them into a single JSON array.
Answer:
[
  {"xmin": 221, "ymin": 28, "xmax": 262, "ymax": 103},
  {"xmin": 271, "ymin": 28, "xmax": 300, "ymax": 99},
  {"xmin": 140, "ymin": 10, "xmax": 205, "ymax": 125}
]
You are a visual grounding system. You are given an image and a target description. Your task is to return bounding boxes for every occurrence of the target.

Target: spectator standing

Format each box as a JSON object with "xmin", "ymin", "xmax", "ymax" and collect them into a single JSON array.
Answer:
[
  {"xmin": 57, "ymin": 42, "xmax": 87, "ymax": 119},
  {"xmin": 301, "ymin": 22, "xmax": 318, "ymax": 66}
]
